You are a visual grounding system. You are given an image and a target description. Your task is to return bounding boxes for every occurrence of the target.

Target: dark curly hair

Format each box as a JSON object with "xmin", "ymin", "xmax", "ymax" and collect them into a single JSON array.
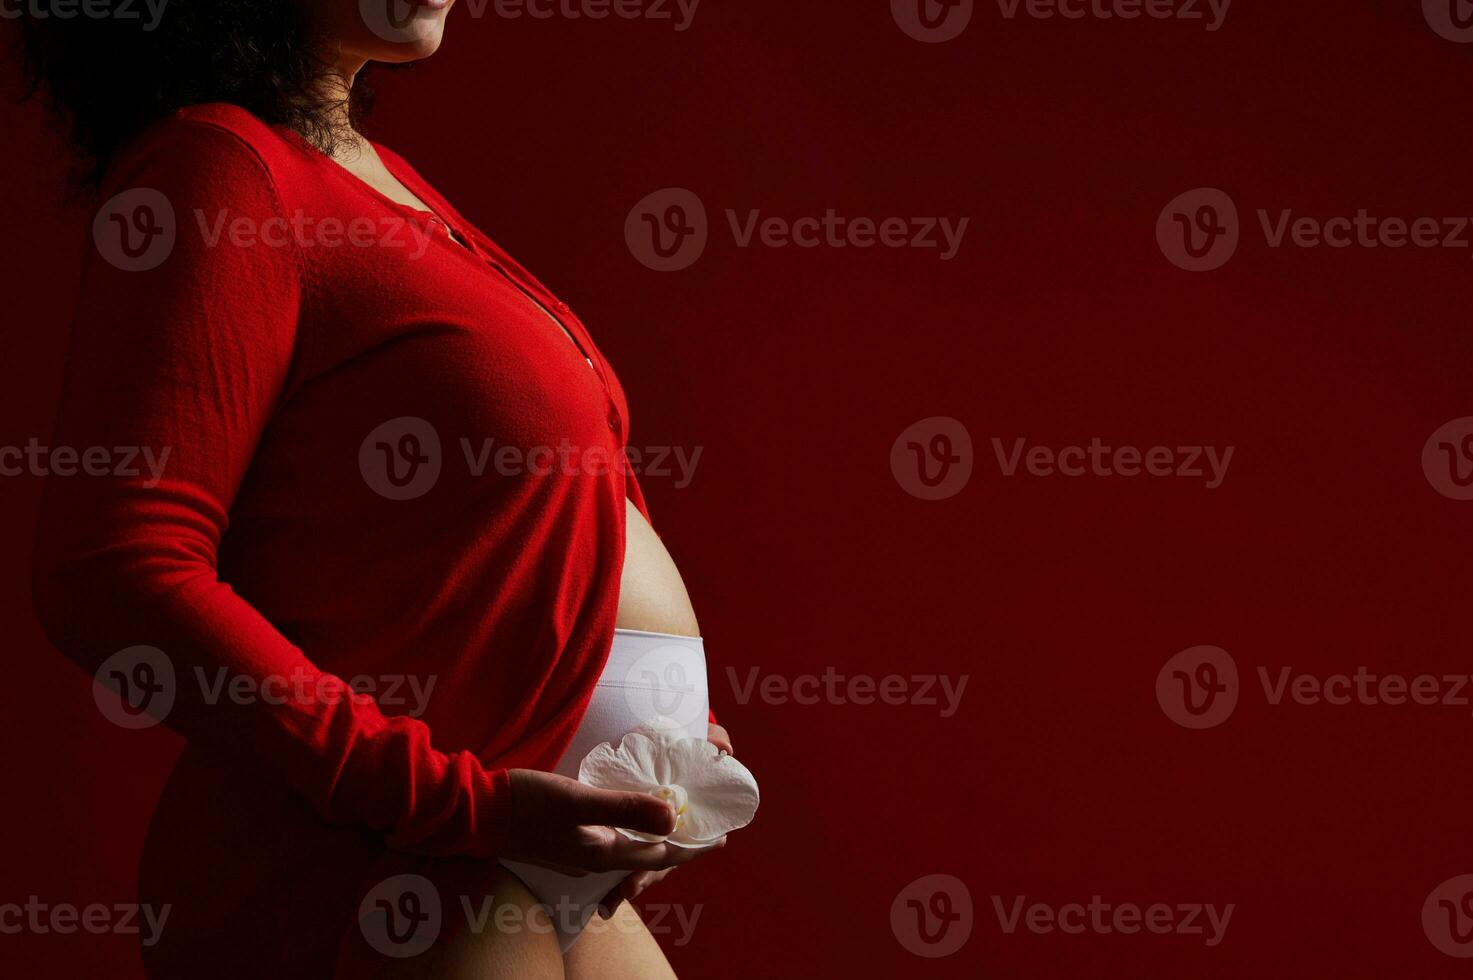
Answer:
[{"xmin": 13, "ymin": 0, "xmax": 372, "ymax": 186}]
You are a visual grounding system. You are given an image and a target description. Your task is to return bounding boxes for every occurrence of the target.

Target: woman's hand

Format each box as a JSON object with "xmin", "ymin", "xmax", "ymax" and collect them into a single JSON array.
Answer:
[
  {"xmin": 597, "ymin": 868, "xmax": 671, "ymax": 918},
  {"xmin": 595, "ymin": 722, "xmax": 736, "ymax": 917},
  {"xmin": 502, "ymin": 769, "xmax": 727, "ymax": 876},
  {"xmin": 706, "ymin": 722, "xmax": 733, "ymax": 755}
]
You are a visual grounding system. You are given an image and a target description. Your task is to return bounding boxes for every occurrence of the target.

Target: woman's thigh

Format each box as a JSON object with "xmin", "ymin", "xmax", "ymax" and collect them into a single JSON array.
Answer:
[
  {"xmin": 353, "ymin": 866, "xmax": 566, "ymax": 980},
  {"xmin": 563, "ymin": 903, "xmax": 678, "ymax": 980}
]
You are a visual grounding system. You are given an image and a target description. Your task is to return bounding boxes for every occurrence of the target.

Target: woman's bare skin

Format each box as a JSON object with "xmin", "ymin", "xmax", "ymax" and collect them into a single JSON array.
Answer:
[{"xmin": 616, "ymin": 501, "xmax": 701, "ymax": 639}]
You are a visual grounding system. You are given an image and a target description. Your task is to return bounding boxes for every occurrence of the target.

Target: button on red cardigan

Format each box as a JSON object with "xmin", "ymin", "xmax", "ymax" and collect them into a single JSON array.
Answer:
[{"xmin": 31, "ymin": 104, "xmax": 699, "ymax": 871}]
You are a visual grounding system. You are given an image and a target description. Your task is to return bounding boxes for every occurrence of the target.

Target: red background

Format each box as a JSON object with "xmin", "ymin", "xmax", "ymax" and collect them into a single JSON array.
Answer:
[{"xmin": 4, "ymin": 1, "xmax": 1473, "ymax": 976}]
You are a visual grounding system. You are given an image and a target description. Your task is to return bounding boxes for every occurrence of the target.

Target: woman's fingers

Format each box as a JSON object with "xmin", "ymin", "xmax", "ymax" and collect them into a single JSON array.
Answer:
[
  {"xmin": 628, "ymin": 871, "xmax": 656, "ymax": 899},
  {"xmin": 569, "ymin": 781, "xmax": 678, "ymax": 837},
  {"xmin": 707, "ymin": 723, "xmax": 733, "ymax": 755},
  {"xmin": 585, "ymin": 834, "xmax": 727, "ymax": 873},
  {"xmin": 507, "ymin": 768, "xmax": 733, "ymax": 875},
  {"xmin": 597, "ymin": 867, "xmax": 674, "ymax": 918},
  {"xmin": 596, "ymin": 871, "xmax": 655, "ymax": 918}
]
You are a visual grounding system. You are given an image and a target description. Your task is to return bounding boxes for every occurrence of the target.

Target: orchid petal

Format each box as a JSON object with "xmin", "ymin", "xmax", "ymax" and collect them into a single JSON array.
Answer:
[
  {"xmin": 578, "ymin": 733, "xmax": 661, "ymax": 794},
  {"xmin": 580, "ymin": 725, "xmax": 760, "ymax": 848},
  {"xmin": 662, "ymin": 738, "xmax": 759, "ymax": 845}
]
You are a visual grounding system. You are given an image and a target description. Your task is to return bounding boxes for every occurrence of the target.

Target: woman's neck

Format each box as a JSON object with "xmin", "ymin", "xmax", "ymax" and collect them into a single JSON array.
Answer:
[{"xmin": 313, "ymin": 58, "xmax": 366, "ymax": 155}]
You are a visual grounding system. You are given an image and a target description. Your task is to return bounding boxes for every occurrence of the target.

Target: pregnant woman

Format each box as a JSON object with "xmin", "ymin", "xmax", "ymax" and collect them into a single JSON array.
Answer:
[{"xmin": 20, "ymin": 1, "xmax": 752, "ymax": 977}]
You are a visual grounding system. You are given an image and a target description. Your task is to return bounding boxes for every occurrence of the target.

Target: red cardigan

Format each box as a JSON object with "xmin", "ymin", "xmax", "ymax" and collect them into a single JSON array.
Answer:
[{"xmin": 33, "ymin": 104, "xmax": 679, "ymax": 868}]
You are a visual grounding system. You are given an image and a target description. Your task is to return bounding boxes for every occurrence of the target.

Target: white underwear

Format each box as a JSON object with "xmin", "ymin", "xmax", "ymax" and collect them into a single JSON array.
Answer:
[{"xmin": 498, "ymin": 628, "xmax": 709, "ymax": 951}]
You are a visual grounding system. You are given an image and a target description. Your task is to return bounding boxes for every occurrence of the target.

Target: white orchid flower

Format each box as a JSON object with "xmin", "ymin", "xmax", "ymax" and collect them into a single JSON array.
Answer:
[{"xmin": 579, "ymin": 716, "xmax": 760, "ymax": 848}]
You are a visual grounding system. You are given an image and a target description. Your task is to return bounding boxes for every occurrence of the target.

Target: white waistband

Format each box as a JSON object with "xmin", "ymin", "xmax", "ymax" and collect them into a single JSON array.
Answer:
[
  {"xmin": 612, "ymin": 628, "xmax": 705, "ymax": 642},
  {"xmin": 602, "ymin": 628, "xmax": 707, "ymax": 694}
]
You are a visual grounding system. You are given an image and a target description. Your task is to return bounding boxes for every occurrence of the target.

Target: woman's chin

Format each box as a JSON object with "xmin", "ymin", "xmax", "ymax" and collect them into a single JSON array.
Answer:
[
  {"xmin": 355, "ymin": 0, "xmax": 453, "ymax": 56},
  {"xmin": 378, "ymin": 34, "xmax": 446, "ymax": 63}
]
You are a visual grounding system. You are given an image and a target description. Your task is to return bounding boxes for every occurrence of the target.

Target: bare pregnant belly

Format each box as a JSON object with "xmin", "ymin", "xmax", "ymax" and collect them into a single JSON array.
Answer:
[{"xmin": 615, "ymin": 499, "xmax": 700, "ymax": 638}]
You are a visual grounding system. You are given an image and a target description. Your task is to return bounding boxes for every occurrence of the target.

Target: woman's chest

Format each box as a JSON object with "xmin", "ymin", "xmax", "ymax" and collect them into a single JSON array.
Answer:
[{"xmin": 286, "ymin": 226, "xmax": 631, "ymax": 455}]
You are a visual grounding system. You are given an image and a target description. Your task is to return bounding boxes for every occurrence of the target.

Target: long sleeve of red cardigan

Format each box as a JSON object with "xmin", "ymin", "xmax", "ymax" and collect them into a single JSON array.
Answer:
[{"xmin": 30, "ymin": 122, "xmax": 514, "ymax": 857}]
